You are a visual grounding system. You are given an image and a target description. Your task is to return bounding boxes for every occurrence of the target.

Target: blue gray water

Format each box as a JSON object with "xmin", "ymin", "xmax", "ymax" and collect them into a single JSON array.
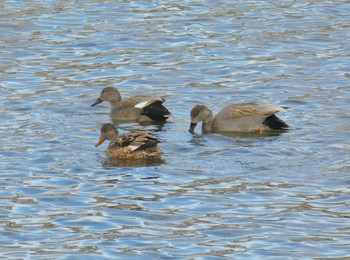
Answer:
[{"xmin": 1, "ymin": 1, "xmax": 349, "ymax": 259}]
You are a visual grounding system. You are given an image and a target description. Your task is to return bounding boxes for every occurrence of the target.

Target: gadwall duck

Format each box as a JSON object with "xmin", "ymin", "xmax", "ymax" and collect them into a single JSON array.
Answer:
[
  {"xmin": 189, "ymin": 103, "xmax": 291, "ymax": 134},
  {"xmin": 95, "ymin": 123, "xmax": 162, "ymax": 159},
  {"xmin": 91, "ymin": 87, "xmax": 171, "ymax": 122}
]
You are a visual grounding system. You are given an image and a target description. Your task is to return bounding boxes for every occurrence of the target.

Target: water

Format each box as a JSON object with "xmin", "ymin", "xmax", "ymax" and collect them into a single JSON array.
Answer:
[{"xmin": 1, "ymin": 0, "xmax": 349, "ymax": 259}]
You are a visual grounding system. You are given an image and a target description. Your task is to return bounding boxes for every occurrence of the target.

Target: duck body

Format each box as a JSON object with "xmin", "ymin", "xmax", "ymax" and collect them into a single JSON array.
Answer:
[
  {"xmin": 91, "ymin": 87, "xmax": 171, "ymax": 122},
  {"xmin": 95, "ymin": 123, "xmax": 162, "ymax": 159},
  {"xmin": 106, "ymin": 143, "xmax": 161, "ymax": 159},
  {"xmin": 189, "ymin": 102, "xmax": 291, "ymax": 134}
]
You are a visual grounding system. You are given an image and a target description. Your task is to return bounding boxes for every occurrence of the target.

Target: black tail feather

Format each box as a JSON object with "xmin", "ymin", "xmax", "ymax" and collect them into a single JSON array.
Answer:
[
  {"xmin": 141, "ymin": 102, "xmax": 171, "ymax": 121},
  {"xmin": 263, "ymin": 115, "xmax": 290, "ymax": 130}
]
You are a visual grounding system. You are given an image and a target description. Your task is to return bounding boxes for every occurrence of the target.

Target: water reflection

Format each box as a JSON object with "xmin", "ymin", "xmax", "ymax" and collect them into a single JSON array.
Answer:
[
  {"xmin": 189, "ymin": 130, "xmax": 287, "ymax": 147},
  {"xmin": 219, "ymin": 130, "xmax": 288, "ymax": 138},
  {"xmin": 111, "ymin": 119, "xmax": 168, "ymax": 132},
  {"xmin": 101, "ymin": 157, "xmax": 166, "ymax": 168}
]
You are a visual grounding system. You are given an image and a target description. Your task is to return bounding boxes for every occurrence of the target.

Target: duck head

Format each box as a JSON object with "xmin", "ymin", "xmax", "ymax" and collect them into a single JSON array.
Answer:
[
  {"xmin": 189, "ymin": 104, "xmax": 212, "ymax": 133},
  {"xmin": 95, "ymin": 123, "xmax": 118, "ymax": 147},
  {"xmin": 91, "ymin": 87, "xmax": 122, "ymax": 107}
]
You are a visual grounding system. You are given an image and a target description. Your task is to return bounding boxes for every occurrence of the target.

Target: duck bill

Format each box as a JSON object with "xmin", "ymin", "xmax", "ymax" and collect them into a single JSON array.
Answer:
[
  {"xmin": 91, "ymin": 98, "xmax": 103, "ymax": 107},
  {"xmin": 95, "ymin": 137, "xmax": 106, "ymax": 147},
  {"xmin": 188, "ymin": 123, "xmax": 197, "ymax": 134}
]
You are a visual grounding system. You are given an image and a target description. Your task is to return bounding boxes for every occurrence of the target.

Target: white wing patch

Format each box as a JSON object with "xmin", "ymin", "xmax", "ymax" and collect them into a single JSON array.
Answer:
[
  {"xmin": 129, "ymin": 145, "xmax": 140, "ymax": 151},
  {"xmin": 134, "ymin": 97, "xmax": 164, "ymax": 109},
  {"xmin": 134, "ymin": 100, "xmax": 152, "ymax": 109}
]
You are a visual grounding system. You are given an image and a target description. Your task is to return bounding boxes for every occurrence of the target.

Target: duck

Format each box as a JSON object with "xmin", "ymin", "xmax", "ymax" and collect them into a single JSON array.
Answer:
[
  {"xmin": 189, "ymin": 102, "xmax": 291, "ymax": 134},
  {"xmin": 95, "ymin": 123, "xmax": 162, "ymax": 159},
  {"xmin": 91, "ymin": 87, "xmax": 171, "ymax": 122}
]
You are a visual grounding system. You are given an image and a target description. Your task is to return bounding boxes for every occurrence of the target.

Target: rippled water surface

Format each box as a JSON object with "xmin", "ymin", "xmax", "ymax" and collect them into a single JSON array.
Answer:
[{"xmin": 1, "ymin": 0, "xmax": 350, "ymax": 259}]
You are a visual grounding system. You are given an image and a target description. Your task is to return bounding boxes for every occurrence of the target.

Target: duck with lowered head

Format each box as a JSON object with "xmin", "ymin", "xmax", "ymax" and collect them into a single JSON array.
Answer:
[{"xmin": 189, "ymin": 102, "xmax": 291, "ymax": 134}]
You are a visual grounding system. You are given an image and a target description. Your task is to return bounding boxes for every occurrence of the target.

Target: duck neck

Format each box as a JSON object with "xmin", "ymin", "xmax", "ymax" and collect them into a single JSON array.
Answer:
[
  {"xmin": 109, "ymin": 95, "xmax": 122, "ymax": 117},
  {"xmin": 106, "ymin": 133, "xmax": 117, "ymax": 141},
  {"xmin": 202, "ymin": 111, "xmax": 214, "ymax": 133},
  {"xmin": 109, "ymin": 101, "xmax": 119, "ymax": 117}
]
